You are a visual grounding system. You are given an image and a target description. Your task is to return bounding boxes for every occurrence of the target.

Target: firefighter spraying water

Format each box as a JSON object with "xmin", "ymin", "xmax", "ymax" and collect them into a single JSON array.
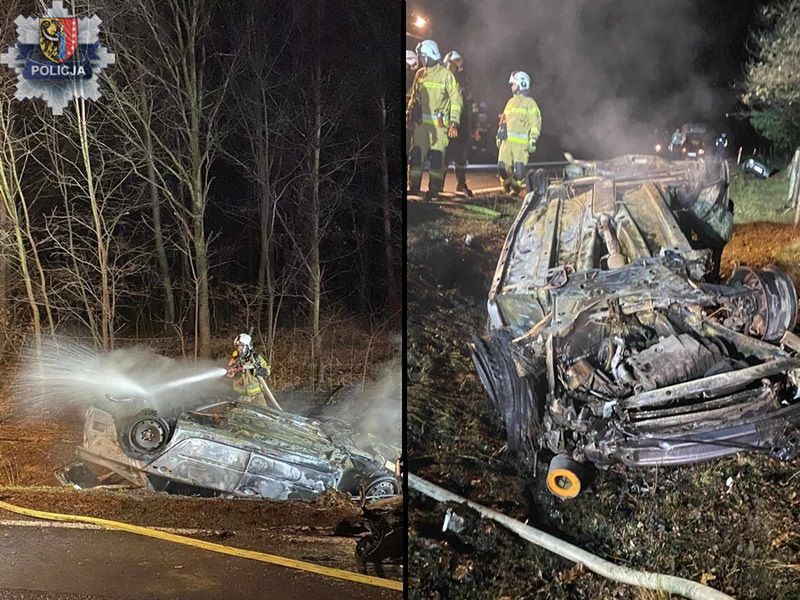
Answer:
[{"xmin": 225, "ymin": 333, "xmax": 283, "ymax": 410}]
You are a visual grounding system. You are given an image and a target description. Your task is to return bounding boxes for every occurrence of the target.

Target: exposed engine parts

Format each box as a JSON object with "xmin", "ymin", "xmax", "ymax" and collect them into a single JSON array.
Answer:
[{"xmin": 471, "ymin": 155, "xmax": 800, "ymax": 498}]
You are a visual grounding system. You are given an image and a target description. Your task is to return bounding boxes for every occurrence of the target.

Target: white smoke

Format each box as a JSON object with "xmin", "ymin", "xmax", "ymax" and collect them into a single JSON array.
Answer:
[
  {"xmin": 13, "ymin": 337, "xmax": 230, "ymax": 419},
  {"xmin": 425, "ymin": 0, "xmax": 724, "ymax": 158},
  {"xmin": 322, "ymin": 356, "xmax": 402, "ymax": 449}
]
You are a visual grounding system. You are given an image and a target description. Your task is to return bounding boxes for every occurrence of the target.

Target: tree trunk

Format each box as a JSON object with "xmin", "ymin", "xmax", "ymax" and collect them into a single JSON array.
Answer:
[
  {"xmin": 0, "ymin": 183, "xmax": 8, "ymax": 316},
  {"xmin": 254, "ymin": 101, "xmax": 276, "ymax": 358},
  {"xmin": 377, "ymin": 94, "xmax": 397, "ymax": 313},
  {"xmin": 76, "ymin": 99, "xmax": 111, "ymax": 350},
  {"xmin": 192, "ymin": 195, "xmax": 211, "ymax": 358},
  {"xmin": 140, "ymin": 80, "xmax": 176, "ymax": 329},
  {"xmin": 186, "ymin": 4, "xmax": 211, "ymax": 359},
  {"xmin": 309, "ymin": 1, "xmax": 323, "ymax": 387}
]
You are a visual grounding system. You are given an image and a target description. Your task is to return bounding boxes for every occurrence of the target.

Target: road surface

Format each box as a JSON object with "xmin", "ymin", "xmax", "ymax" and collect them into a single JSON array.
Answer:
[
  {"xmin": 418, "ymin": 169, "xmax": 500, "ymax": 196},
  {"xmin": 415, "ymin": 162, "xmax": 567, "ymax": 197},
  {"xmin": 0, "ymin": 524, "xmax": 401, "ymax": 600}
]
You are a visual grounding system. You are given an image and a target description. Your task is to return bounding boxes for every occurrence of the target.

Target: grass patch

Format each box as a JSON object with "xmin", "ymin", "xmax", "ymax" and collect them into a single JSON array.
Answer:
[{"xmin": 729, "ymin": 166, "xmax": 793, "ymax": 224}]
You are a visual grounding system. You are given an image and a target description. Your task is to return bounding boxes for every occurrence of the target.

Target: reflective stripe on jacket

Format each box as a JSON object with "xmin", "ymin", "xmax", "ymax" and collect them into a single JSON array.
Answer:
[
  {"xmin": 501, "ymin": 94, "xmax": 541, "ymax": 147},
  {"xmin": 406, "ymin": 63, "xmax": 463, "ymax": 126},
  {"xmin": 232, "ymin": 353, "xmax": 270, "ymax": 397}
]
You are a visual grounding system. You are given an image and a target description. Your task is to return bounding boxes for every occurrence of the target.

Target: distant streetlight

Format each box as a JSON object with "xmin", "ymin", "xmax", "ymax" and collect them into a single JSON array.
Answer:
[{"xmin": 414, "ymin": 15, "xmax": 427, "ymax": 29}]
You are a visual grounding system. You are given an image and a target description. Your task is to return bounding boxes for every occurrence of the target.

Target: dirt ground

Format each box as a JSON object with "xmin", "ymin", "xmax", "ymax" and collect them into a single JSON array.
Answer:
[{"xmin": 407, "ymin": 185, "xmax": 800, "ymax": 598}]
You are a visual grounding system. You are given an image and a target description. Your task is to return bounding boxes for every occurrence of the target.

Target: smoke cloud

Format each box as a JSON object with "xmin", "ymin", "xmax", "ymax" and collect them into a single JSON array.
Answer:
[
  {"xmin": 13, "ymin": 338, "xmax": 230, "ymax": 419},
  {"xmin": 321, "ymin": 356, "xmax": 402, "ymax": 449},
  {"xmin": 421, "ymin": 0, "xmax": 738, "ymax": 158}
]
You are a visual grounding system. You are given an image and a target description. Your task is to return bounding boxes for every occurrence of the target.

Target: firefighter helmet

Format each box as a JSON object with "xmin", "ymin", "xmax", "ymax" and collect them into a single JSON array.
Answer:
[
  {"xmin": 406, "ymin": 49, "xmax": 418, "ymax": 70},
  {"xmin": 444, "ymin": 50, "xmax": 463, "ymax": 70},
  {"xmin": 509, "ymin": 71, "xmax": 531, "ymax": 93},
  {"xmin": 416, "ymin": 39, "xmax": 442, "ymax": 65},
  {"xmin": 234, "ymin": 333, "xmax": 253, "ymax": 358}
]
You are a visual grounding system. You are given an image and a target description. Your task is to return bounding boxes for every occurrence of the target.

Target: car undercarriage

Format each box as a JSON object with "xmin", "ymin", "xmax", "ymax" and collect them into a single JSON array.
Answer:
[
  {"xmin": 59, "ymin": 400, "xmax": 401, "ymax": 502},
  {"xmin": 471, "ymin": 155, "xmax": 800, "ymax": 498}
]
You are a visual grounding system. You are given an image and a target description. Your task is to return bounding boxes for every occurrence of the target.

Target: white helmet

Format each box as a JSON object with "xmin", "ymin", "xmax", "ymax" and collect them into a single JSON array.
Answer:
[
  {"xmin": 509, "ymin": 71, "xmax": 531, "ymax": 93},
  {"xmin": 234, "ymin": 333, "xmax": 253, "ymax": 357},
  {"xmin": 416, "ymin": 39, "xmax": 442, "ymax": 65},
  {"xmin": 406, "ymin": 49, "xmax": 418, "ymax": 70},
  {"xmin": 444, "ymin": 50, "xmax": 463, "ymax": 69}
]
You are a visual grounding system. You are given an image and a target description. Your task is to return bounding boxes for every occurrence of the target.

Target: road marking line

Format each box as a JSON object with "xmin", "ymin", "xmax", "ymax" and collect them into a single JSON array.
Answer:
[
  {"xmin": 0, "ymin": 501, "xmax": 402, "ymax": 591},
  {"xmin": 0, "ymin": 519, "xmax": 215, "ymax": 535}
]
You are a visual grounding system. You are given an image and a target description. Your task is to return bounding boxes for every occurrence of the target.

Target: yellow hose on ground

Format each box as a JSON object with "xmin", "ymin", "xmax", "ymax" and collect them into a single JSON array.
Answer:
[{"xmin": 0, "ymin": 500, "xmax": 402, "ymax": 592}]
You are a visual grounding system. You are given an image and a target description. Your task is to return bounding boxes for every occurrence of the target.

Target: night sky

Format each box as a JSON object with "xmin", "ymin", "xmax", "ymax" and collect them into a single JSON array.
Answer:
[{"xmin": 407, "ymin": 0, "xmax": 760, "ymax": 160}]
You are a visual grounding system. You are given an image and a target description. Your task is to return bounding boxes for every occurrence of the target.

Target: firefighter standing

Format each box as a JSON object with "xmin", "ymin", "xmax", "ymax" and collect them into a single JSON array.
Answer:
[
  {"xmin": 715, "ymin": 132, "xmax": 728, "ymax": 160},
  {"xmin": 407, "ymin": 39, "xmax": 463, "ymax": 202},
  {"xmin": 406, "ymin": 50, "xmax": 419, "ymax": 150},
  {"xmin": 443, "ymin": 50, "xmax": 474, "ymax": 197},
  {"xmin": 669, "ymin": 128, "xmax": 683, "ymax": 157},
  {"xmin": 226, "ymin": 333, "xmax": 271, "ymax": 407},
  {"xmin": 497, "ymin": 71, "xmax": 541, "ymax": 196},
  {"xmin": 406, "ymin": 50, "xmax": 418, "ymax": 95}
]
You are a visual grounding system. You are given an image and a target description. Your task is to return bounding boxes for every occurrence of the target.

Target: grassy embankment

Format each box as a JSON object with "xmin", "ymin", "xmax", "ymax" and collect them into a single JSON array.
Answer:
[{"xmin": 722, "ymin": 165, "xmax": 800, "ymax": 283}]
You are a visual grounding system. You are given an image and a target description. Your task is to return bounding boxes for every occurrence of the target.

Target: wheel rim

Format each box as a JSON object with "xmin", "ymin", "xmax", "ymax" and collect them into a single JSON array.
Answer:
[
  {"xmin": 128, "ymin": 418, "xmax": 168, "ymax": 453},
  {"xmin": 366, "ymin": 479, "xmax": 397, "ymax": 499}
]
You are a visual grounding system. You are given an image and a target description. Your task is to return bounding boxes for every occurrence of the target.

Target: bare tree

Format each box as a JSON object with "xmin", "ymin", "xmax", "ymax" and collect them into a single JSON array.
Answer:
[
  {"xmin": 0, "ymin": 92, "xmax": 60, "ymax": 353},
  {"xmin": 100, "ymin": 0, "xmax": 235, "ymax": 357},
  {"xmin": 224, "ymin": 5, "xmax": 301, "ymax": 358},
  {"xmin": 34, "ymin": 96, "xmax": 152, "ymax": 349},
  {"xmin": 137, "ymin": 77, "xmax": 176, "ymax": 328}
]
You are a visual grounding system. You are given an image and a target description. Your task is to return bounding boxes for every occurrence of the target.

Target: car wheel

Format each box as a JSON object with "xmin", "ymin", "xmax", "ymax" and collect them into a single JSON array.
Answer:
[
  {"xmin": 470, "ymin": 328, "xmax": 542, "ymax": 465},
  {"xmin": 364, "ymin": 476, "xmax": 399, "ymax": 500},
  {"xmin": 119, "ymin": 410, "xmax": 172, "ymax": 459}
]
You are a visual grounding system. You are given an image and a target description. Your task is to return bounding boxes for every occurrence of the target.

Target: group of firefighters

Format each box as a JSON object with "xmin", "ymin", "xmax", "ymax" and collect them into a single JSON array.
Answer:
[{"xmin": 406, "ymin": 39, "xmax": 541, "ymax": 201}]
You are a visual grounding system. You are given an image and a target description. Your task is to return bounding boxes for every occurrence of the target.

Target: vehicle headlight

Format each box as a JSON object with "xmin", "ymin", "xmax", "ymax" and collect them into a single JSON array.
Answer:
[{"xmin": 699, "ymin": 148, "xmax": 705, "ymax": 155}]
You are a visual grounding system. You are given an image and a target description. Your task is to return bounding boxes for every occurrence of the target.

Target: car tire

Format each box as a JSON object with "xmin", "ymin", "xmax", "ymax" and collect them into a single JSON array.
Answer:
[
  {"xmin": 363, "ymin": 476, "xmax": 400, "ymax": 500},
  {"xmin": 118, "ymin": 409, "xmax": 173, "ymax": 459},
  {"xmin": 470, "ymin": 328, "xmax": 543, "ymax": 466}
]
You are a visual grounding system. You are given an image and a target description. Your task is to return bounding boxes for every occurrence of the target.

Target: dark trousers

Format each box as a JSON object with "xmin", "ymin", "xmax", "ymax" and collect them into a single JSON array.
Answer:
[{"xmin": 445, "ymin": 134, "xmax": 469, "ymax": 188}]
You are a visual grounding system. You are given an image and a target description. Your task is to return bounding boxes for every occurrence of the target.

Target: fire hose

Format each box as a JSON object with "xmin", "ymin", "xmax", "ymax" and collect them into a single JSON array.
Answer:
[
  {"xmin": 409, "ymin": 474, "xmax": 735, "ymax": 600},
  {"xmin": 0, "ymin": 499, "xmax": 401, "ymax": 590},
  {"xmin": 257, "ymin": 375, "xmax": 283, "ymax": 411}
]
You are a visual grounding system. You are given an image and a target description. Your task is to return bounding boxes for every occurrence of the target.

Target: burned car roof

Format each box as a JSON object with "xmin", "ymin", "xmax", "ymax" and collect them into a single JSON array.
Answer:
[
  {"xmin": 472, "ymin": 155, "xmax": 800, "ymax": 499},
  {"xmin": 61, "ymin": 400, "xmax": 400, "ymax": 502}
]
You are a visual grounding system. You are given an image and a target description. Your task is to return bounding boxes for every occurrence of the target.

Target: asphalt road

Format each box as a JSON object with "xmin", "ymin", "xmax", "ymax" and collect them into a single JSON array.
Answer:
[
  {"xmin": 0, "ymin": 525, "xmax": 401, "ymax": 600},
  {"xmin": 418, "ymin": 169, "xmax": 501, "ymax": 196},
  {"xmin": 416, "ymin": 163, "xmax": 567, "ymax": 196}
]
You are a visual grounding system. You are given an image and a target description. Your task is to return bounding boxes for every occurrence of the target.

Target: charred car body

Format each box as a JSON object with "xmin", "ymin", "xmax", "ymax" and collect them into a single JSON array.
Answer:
[
  {"xmin": 60, "ymin": 400, "xmax": 400, "ymax": 501},
  {"xmin": 471, "ymin": 155, "xmax": 800, "ymax": 498}
]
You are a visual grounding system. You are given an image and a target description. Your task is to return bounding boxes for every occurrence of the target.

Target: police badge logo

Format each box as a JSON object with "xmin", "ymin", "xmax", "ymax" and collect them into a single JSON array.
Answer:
[
  {"xmin": 39, "ymin": 17, "xmax": 78, "ymax": 63},
  {"xmin": 0, "ymin": 1, "xmax": 115, "ymax": 115}
]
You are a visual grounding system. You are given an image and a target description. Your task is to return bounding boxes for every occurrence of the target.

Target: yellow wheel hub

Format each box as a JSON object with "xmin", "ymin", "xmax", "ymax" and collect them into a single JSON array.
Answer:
[{"xmin": 546, "ymin": 467, "xmax": 581, "ymax": 499}]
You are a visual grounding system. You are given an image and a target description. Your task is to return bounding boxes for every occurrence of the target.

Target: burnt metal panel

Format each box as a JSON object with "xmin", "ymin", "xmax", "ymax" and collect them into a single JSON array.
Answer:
[{"xmin": 621, "ymin": 358, "xmax": 800, "ymax": 409}]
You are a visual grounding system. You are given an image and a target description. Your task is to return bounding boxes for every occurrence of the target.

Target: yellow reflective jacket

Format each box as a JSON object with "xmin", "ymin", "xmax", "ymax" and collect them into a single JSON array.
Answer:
[
  {"xmin": 231, "ymin": 353, "xmax": 271, "ymax": 397},
  {"xmin": 502, "ymin": 94, "xmax": 542, "ymax": 149},
  {"xmin": 406, "ymin": 63, "xmax": 463, "ymax": 127}
]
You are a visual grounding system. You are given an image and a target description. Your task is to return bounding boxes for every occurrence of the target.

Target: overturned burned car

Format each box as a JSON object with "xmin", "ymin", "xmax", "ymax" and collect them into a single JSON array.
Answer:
[
  {"xmin": 59, "ymin": 400, "xmax": 400, "ymax": 501},
  {"xmin": 471, "ymin": 155, "xmax": 800, "ymax": 499}
]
